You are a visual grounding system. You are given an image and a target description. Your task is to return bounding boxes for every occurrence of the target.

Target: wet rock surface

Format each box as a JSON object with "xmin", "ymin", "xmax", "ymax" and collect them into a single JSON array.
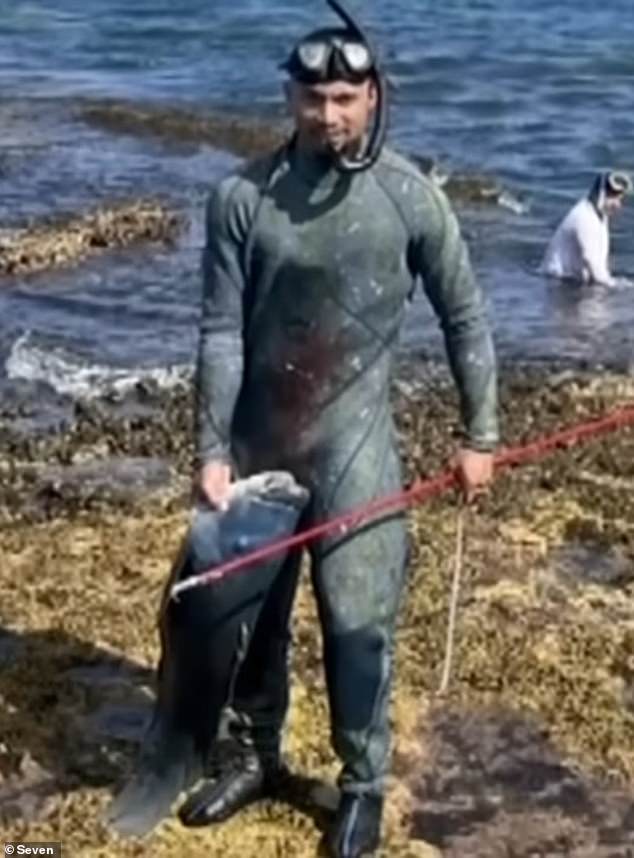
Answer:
[
  {"xmin": 31, "ymin": 455, "xmax": 180, "ymax": 513},
  {"xmin": 1, "ymin": 363, "xmax": 634, "ymax": 854},
  {"xmin": 0, "ymin": 380, "xmax": 193, "ymax": 524},
  {"xmin": 409, "ymin": 707, "xmax": 634, "ymax": 857},
  {"xmin": 551, "ymin": 541, "xmax": 634, "ymax": 588},
  {"xmin": 0, "ymin": 379, "xmax": 76, "ymax": 436},
  {"xmin": 0, "ymin": 199, "xmax": 184, "ymax": 277}
]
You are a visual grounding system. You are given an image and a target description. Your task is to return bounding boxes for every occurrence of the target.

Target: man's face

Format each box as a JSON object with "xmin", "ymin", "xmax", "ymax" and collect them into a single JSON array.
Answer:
[
  {"xmin": 605, "ymin": 194, "xmax": 625, "ymax": 217},
  {"xmin": 287, "ymin": 78, "xmax": 377, "ymax": 156}
]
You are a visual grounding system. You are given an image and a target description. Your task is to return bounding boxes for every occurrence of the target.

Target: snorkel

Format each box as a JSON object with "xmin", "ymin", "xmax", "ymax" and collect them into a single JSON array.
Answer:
[
  {"xmin": 589, "ymin": 173, "xmax": 609, "ymax": 217},
  {"xmin": 283, "ymin": 0, "xmax": 389, "ymax": 173},
  {"xmin": 325, "ymin": 0, "xmax": 388, "ymax": 172}
]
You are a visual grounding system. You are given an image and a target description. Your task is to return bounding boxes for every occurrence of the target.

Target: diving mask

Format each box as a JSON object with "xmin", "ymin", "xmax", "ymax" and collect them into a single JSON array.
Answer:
[{"xmin": 284, "ymin": 31, "xmax": 374, "ymax": 83}]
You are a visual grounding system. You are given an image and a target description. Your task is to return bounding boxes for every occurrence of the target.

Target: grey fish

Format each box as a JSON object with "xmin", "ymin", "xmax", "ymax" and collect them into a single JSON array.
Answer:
[{"xmin": 106, "ymin": 471, "xmax": 309, "ymax": 837}]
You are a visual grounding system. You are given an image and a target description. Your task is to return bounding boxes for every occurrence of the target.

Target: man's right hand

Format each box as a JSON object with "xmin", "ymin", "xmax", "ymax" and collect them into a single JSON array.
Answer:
[{"xmin": 198, "ymin": 461, "xmax": 233, "ymax": 510}]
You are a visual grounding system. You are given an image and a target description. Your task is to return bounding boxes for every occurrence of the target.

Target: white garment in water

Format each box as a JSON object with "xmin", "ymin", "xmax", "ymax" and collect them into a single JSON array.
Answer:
[{"xmin": 541, "ymin": 198, "xmax": 613, "ymax": 286}]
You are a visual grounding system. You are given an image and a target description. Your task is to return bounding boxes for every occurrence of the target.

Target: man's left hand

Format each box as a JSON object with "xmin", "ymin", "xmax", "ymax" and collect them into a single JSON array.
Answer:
[{"xmin": 454, "ymin": 447, "xmax": 494, "ymax": 503}]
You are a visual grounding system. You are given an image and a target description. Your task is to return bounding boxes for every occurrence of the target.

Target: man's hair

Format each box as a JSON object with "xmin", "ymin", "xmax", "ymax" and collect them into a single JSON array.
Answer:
[{"xmin": 606, "ymin": 171, "xmax": 633, "ymax": 197}]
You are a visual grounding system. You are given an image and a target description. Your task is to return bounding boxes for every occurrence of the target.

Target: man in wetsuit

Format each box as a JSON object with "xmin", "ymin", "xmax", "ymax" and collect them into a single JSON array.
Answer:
[{"xmin": 185, "ymin": 9, "xmax": 499, "ymax": 857}]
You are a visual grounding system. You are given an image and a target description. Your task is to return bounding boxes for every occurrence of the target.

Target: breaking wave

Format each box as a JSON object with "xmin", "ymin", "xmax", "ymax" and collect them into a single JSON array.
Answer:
[{"xmin": 5, "ymin": 331, "xmax": 192, "ymax": 399}]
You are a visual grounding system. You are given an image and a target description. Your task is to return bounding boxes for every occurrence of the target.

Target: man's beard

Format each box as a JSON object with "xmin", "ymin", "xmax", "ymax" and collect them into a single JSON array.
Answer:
[{"xmin": 313, "ymin": 130, "xmax": 363, "ymax": 159}]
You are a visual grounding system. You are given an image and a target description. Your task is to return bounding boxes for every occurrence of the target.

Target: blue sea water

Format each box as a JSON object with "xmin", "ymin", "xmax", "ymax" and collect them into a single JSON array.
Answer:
[{"xmin": 1, "ymin": 0, "xmax": 634, "ymax": 398}]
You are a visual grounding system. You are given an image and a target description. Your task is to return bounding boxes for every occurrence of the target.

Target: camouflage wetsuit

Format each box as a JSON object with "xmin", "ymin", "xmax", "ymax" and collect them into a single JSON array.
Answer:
[{"xmin": 195, "ymin": 142, "xmax": 498, "ymax": 796}]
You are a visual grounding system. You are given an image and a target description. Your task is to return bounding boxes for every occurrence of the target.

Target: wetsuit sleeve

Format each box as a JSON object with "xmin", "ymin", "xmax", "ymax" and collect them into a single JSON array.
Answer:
[
  {"xmin": 409, "ymin": 183, "xmax": 499, "ymax": 451},
  {"xmin": 195, "ymin": 179, "xmax": 248, "ymax": 465}
]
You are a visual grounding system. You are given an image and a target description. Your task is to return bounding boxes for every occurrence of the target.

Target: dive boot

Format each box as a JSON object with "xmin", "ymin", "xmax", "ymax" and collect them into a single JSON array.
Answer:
[
  {"xmin": 178, "ymin": 744, "xmax": 285, "ymax": 826},
  {"xmin": 324, "ymin": 793, "xmax": 383, "ymax": 858}
]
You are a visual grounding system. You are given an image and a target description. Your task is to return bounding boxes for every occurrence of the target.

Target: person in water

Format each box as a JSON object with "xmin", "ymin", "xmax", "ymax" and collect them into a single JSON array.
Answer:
[
  {"xmin": 541, "ymin": 171, "xmax": 632, "ymax": 287},
  {"xmin": 187, "ymin": 1, "xmax": 499, "ymax": 855}
]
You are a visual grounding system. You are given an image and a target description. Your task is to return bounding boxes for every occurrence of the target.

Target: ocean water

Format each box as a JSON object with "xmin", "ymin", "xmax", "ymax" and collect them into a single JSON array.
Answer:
[{"xmin": 1, "ymin": 0, "xmax": 634, "ymax": 402}]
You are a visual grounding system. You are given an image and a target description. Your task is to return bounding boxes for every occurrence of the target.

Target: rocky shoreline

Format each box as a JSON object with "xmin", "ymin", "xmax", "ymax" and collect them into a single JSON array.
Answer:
[
  {"xmin": 0, "ymin": 200, "xmax": 183, "ymax": 277},
  {"xmin": 1, "ymin": 362, "xmax": 634, "ymax": 854}
]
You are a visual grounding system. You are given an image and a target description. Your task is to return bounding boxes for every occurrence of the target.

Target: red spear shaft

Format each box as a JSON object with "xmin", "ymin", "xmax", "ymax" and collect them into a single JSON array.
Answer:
[{"xmin": 170, "ymin": 402, "xmax": 634, "ymax": 601}]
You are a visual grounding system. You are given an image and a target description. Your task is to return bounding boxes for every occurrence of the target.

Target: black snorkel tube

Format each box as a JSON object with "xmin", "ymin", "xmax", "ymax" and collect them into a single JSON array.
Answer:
[{"xmin": 325, "ymin": 0, "xmax": 389, "ymax": 173}]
